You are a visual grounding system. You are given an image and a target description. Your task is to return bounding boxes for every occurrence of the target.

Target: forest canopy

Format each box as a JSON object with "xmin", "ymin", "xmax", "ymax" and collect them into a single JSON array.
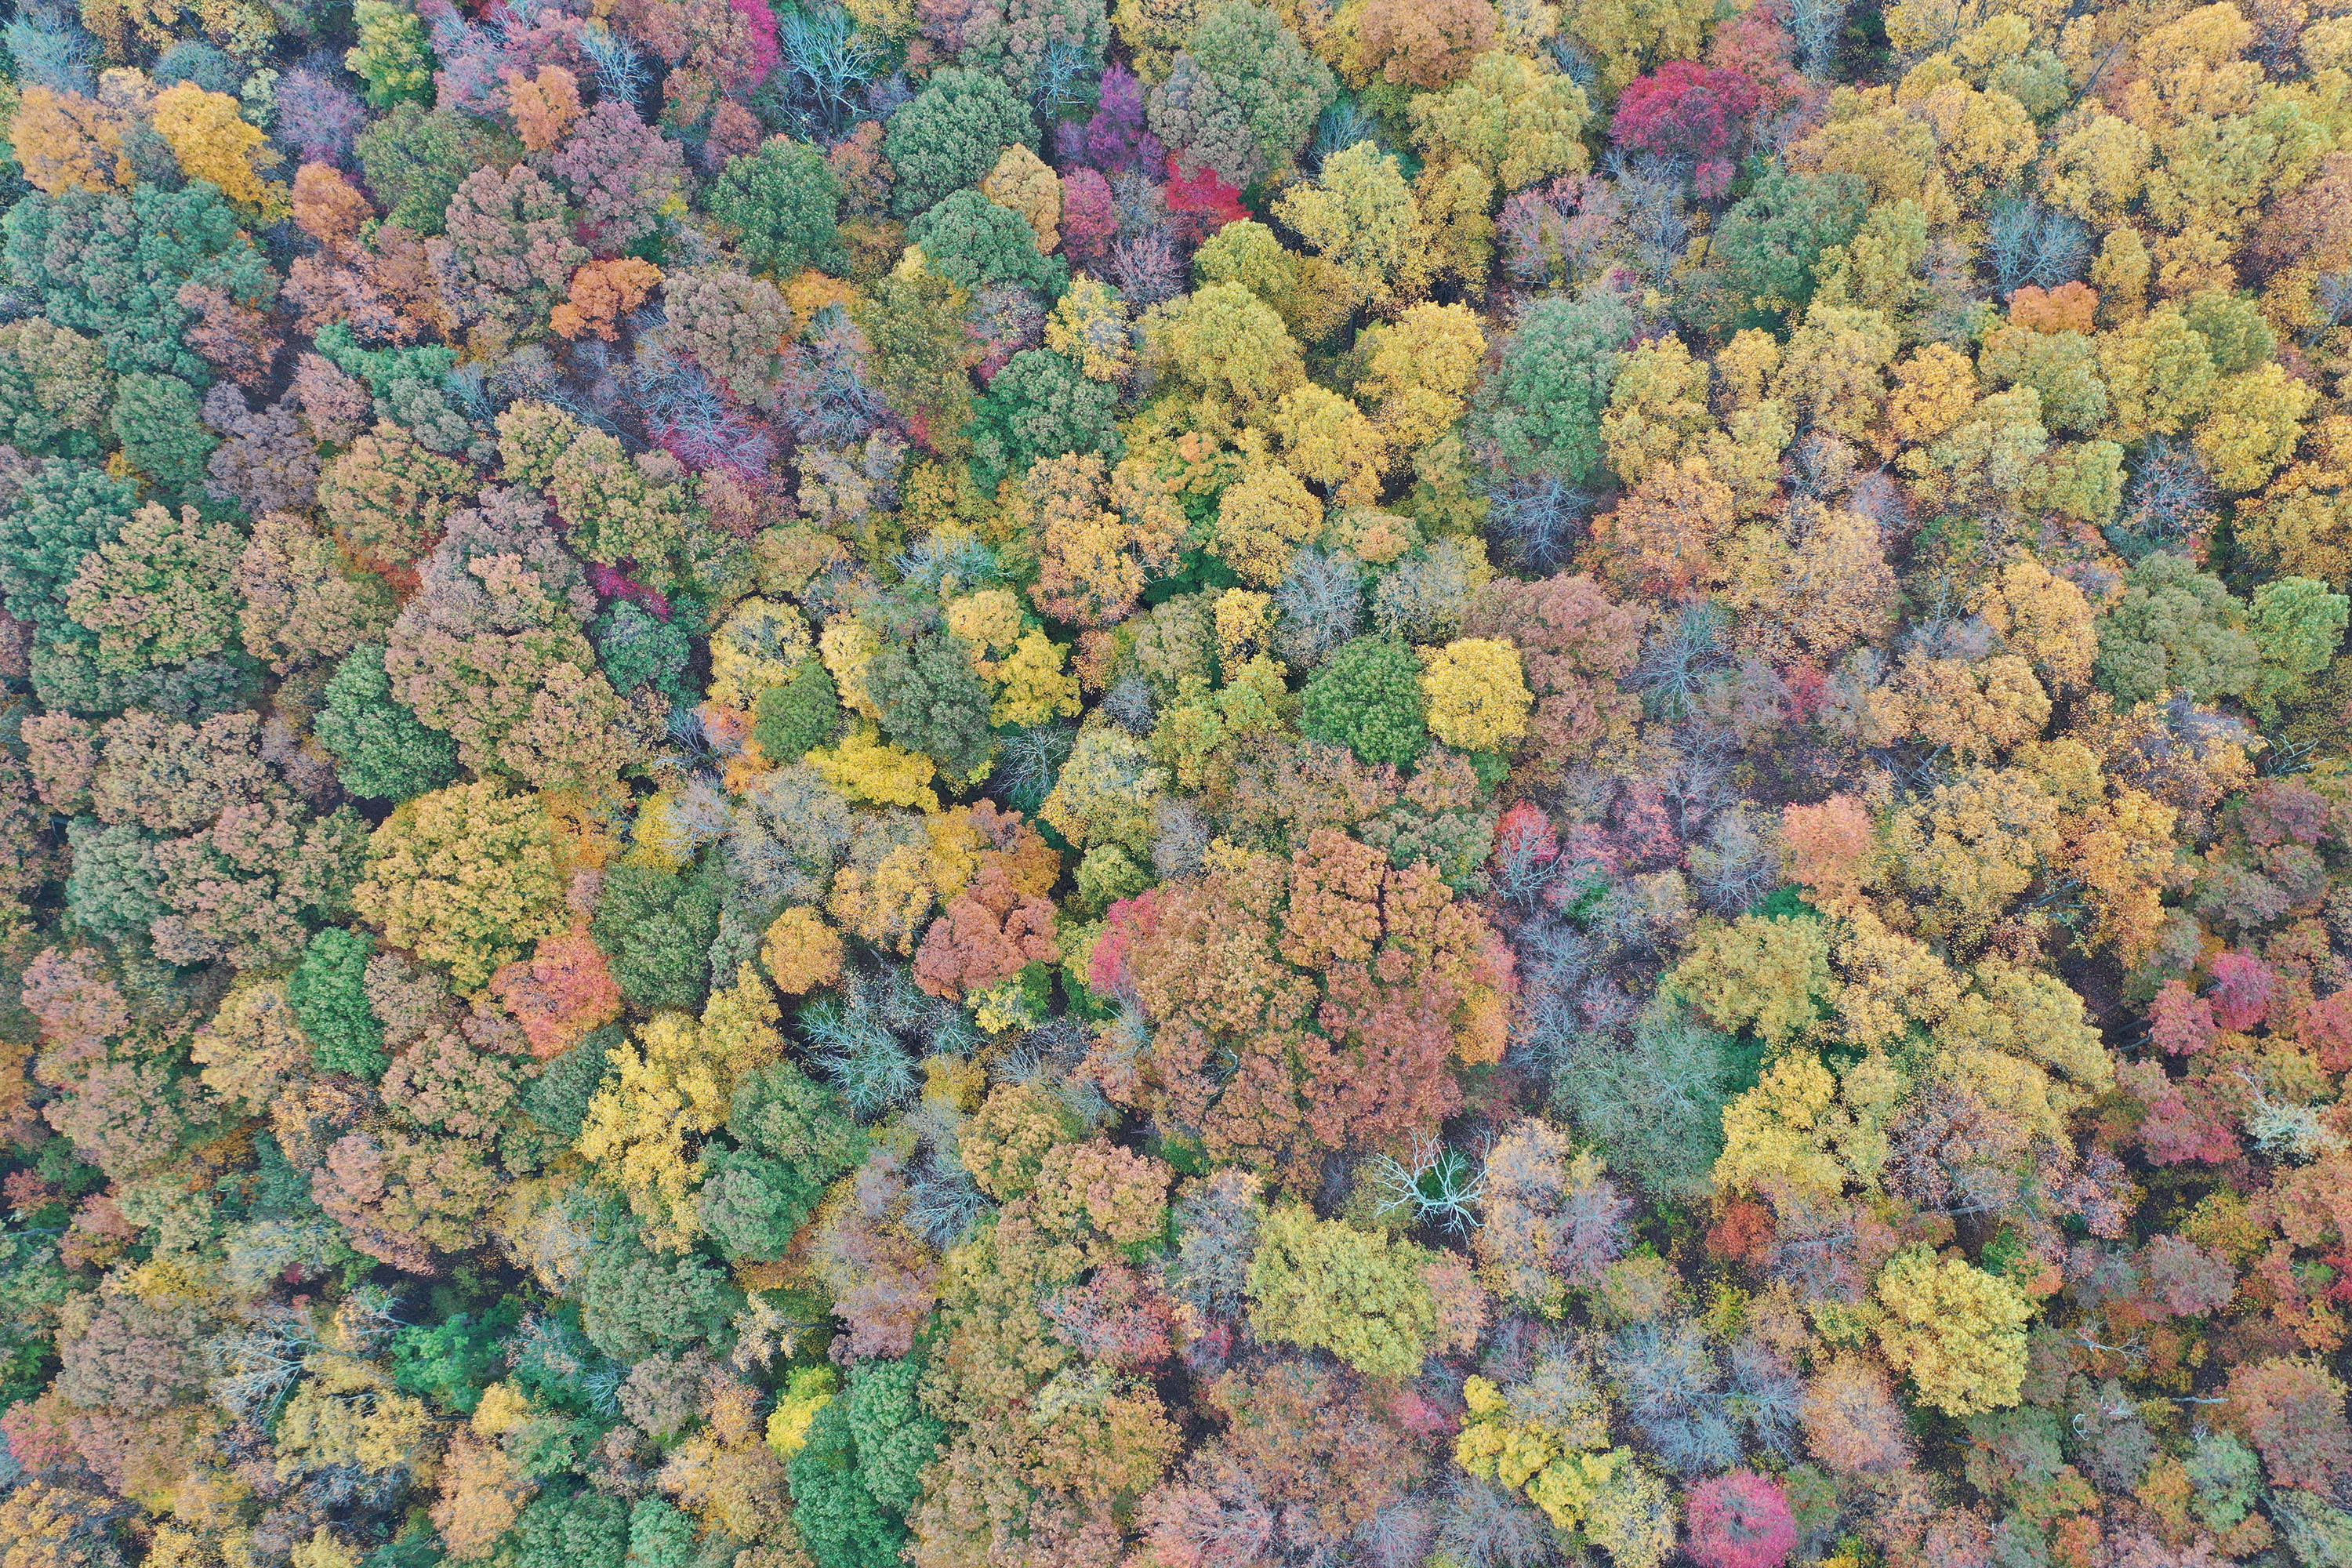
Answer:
[{"xmin": 6, "ymin": 2, "xmax": 2352, "ymax": 1568}]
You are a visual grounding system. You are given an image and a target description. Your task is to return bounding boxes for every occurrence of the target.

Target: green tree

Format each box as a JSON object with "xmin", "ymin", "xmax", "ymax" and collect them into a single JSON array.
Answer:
[
  {"xmin": 753, "ymin": 659, "xmax": 842, "ymax": 761},
  {"xmin": 728, "ymin": 1058, "xmax": 866, "ymax": 1174},
  {"xmin": 354, "ymin": 102, "xmax": 524, "ymax": 237},
  {"xmin": 708, "ymin": 135, "xmax": 846, "ymax": 276},
  {"xmin": 2092, "ymin": 553, "xmax": 2259, "ymax": 706},
  {"xmin": 289, "ymin": 926, "xmax": 387, "ymax": 1079},
  {"xmin": 390, "ymin": 1301, "xmax": 520, "ymax": 1414},
  {"xmin": 108, "ymin": 374, "xmax": 216, "ymax": 499},
  {"xmin": 0, "ymin": 459, "xmax": 136, "ymax": 627},
  {"xmin": 2248, "ymin": 575, "xmax": 2350, "ymax": 722},
  {"xmin": 1146, "ymin": 0, "xmax": 1336, "ymax": 189},
  {"xmin": 314, "ymin": 644, "xmax": 463, "ymax": 802},
  {"xmin": 1543, "ymin": 999, "xmax": 1745, "ymax": 1200},
  {"xmin": 63, "ymin": 817, "xmax": 162, "ymax": 943},
  {"xmin": 1245, "ymin": 1204, "xmax": 1439, "ymax": 1378},
  {"xmin": 788, "ymin": 1354, "xmax": 944, "ymax": 1568},
  {"xmin": 854, "ymin": 254, "xmax": 978, "ymax": 454},
  {"xmin": 867, "ymin": 628, "xmax": 996, "ymax": 779},
  {"xmin": 906, "ymin": 188, "xmax": 1067, "ymax": 296},
  {"xmin": 593, "ymin": 858, "xmax": 724, "ymax": 1014},
  {"xmin": 969, "ymin": 348, "xmax": 1123, "ymax": 493},
  {"xmin": 1479, "ymin": 291, "xmax": 1635, "ymax": 483},
  {"xmin": 1301, "ymin": 636, "xmax": 1429, "ymax": 766},
  {"xmin": 590, "ymin": 602, "xmax": 693, "ymax": 702},
  {"xmin": 697, "ymin": 1147, "xmax": 826, "ymax": 1261},
  {"xmin": 575, "ymin": 1235, "xmax": 742, "ymax": 1363},
  {"xmin": 626, "ymin": 1500, "xmax": 699, "ymax": 1568},
  {"xmin": 1697, "ymin": 169, "xmax": 1869, "ymax": 325},
  {"xmin": 2, "ymin": 181, "xmax": 276, "ymax": 381},
  {"xmin": 884, "ymin": 67, "xmax": 1037, "ymax": 217}
]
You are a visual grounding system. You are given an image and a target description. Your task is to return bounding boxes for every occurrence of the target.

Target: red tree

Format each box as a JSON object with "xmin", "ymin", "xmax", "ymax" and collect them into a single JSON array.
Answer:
[{"xmin": 1610, "ymin": 62, "xmax": 1762, "ymax": 198}]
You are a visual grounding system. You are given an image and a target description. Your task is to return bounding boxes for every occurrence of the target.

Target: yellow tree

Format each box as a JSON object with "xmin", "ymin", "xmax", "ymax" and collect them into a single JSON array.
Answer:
[
  {"xmin": 1875, "ymin": 1246, "xmax": 2031, "ymax": 1416},
  {"xmin": 981, "ymin": 143, "xmax": 1063, "ymax": 252},
  {"xmin": 1360, "ymin": 302, "xmax": 1486, "ymax": 460},
  {"xmin": 1421, "ymin": 638, "xmax": 1533, "ymax": 752},
  {"xmin": 579, "ymin": 967, "xmax": 788, "ymax": 1247},
  {"xmin": 1406, "ymin": 49, "xmax": 1592, "ymax": 191},
  {"xmin": 1272, "ymin": 383, "xmax": 1388, "ymax": 506},
  {"xmin": 151, "ymin": 83, "xmax": 285, "ymax": 211},
  {"xmin": 1602, "ymin": 333, "xmax": 1715, "ymax": 486},
  {"xmin": 1273, "ymin": 141, "xmax": 1432, "ymax": 313},
  {"xmin": 1214, "ymin": 463, "xmax": 1324, "ymax": 586},
  {"xmin": 9, "ymin": 87, "xmax": 132, "ymax": 194},
  {"xmin": 1561, "ymin": 0, "xmax": 1715, "ymax": 91}
]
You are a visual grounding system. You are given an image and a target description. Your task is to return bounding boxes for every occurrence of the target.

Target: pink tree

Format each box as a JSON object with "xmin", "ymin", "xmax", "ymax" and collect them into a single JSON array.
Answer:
[{"xmin": 1686, "ymin": 1471, "xmax": 1798, "ymax": 1568}]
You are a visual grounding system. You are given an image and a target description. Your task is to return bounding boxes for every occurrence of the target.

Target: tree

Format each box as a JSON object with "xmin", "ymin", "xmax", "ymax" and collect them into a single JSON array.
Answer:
[
  {"xmin": 1025, "ymin": 452, "xmax": 1187, "ymax": 626},
  {"xmin": 1146, "ymin": 0, "xmax": 1335, "ymax": 189},
  {"xmin": 550, "ymin": 256, "xmax": 663, "ymax": 341},
  {"xmin": 384, "ymin": 489, "xmax": 649, "ymax": 792},
  {"xmin": 1246, "ymin": 1204, "xmax": 1439, "ymax": 1377},
  {"xmin": 430, "ymin": 163, "xmax": 585, "ymax": 351},
  {"xmin": 1409, "ymin": 49, "xmax": 1592, "ymax": 193},
  {"xmin": 1697, "ymin": 169, "xmax": 1868, "ymax": 323},
  {"xmin": 2248, "ymin": 575, "xmax": 2350, "ymax": 720},
  {"xmin": 1421, "ymin": 637, "xmax": 1533, "ymax": 753},
  {"xmin": 969, "ymin": 347, "xmax": 1122, "ymax": 492},
  {"xmin": 1463, "ymin": 571, "xmax": 1642, "ymax": 782},
  {"xmin": 1801, "ymin": 1356, "xmax": 1911, "ymax": 1474},
  {"xmin": 314, "ymin": 643, "xmax": 463, "ymax": 801},
  {"xmin": 1301, "ymin": 636, "xmax": 1429, "ymax": 766},
  {"xmin": 354, "ymin": 781, "xmax": 569, "ymax": 991},
  {"xmin": 884, "ymin": 67, "xmax": 1036, "ymax": 217},
  {"xmin": 506, "ymin": 64, "xmax": 581, "ymax": 151},
  {"xmin": 753, "ymin": 659, "xmax": 843, "ymax": 762},
  {"xmin": 58, "ymin": 501, "xmax": 240, "ymax": 674},
  {"xmin": 151, "ymin": 84, "xmax": 283, "ymax": 209},
  {"xmin": 1142, "ymin": 1360, "xmax": 1422, "ymax": 1566},
  {"xmin": 913, "ymin": 862, "xmax": 1059, "ymax": 1000},
  {"xmin": 0, "ymin": 319, "xmax": 111, "ymax": 459},
  {"xmin": 547, "ymin": 100, "xmax": 685, "ymax": 256},
  {"xmin": 981, "ymin": 143, "xmax": 1063, "ymax": 252},
  {"xmin": 289, "ymin": 927, "xmax": 387, "ymax": 1079},
  {"xmin": 1611, "ymin": 62, "xmax": 1759, "ymax": 187},
  {"xmin": 593, "ymin": 858, "xmax": 724, "ymax": 1013},
  {"xmin": 2092, "ymin": 553, "xmax": 2258, "ymax": 705},
  {"xmin": 2221, "ymin": 1358, "xmax": 2352, "ymax": 1492},
  {"xmin": 575, "ymin": 1236, "xmax": 742, "ymax": 1363},
  {"xmin": 866, "ymin": 627, "xmax": 997, "ymax": 779},
  {"xmin": 5, "ymin": 179, "xmax": 276, "ymax": 386},
  {"xmin": 351, "ymin": 102, "xmax": 517, "ymax": 237},
  {"xmin": 1350, "ymin": 0, "xmax": 1496, "ymax": 89},
  {"xmin": 1213, "ymin": 463, "xmax": 1323, "ymax": 587},
  {"xmin": 318, "ymin": 422, "xmax": 477, "ymax": 583},
  {"xmin": 347, "ymin": 0, "xmax": 437, "ymax": 106},
  {"xmin": 1874, "ymin": 1246, "xmax": 2031, "ymax": 1417},
  {"xmin": 787, "ymin": 1356, "xmax": 943, "ymax": 1568},
  {"xmin": 905, "ymin": 188, "xmax": 1065, "ymax": 296},
  {"xmin": 1686, "ymin": 1472, "xmax": 1798, "ymax": 1568},
  {"xmin": 2196, "ymin": 363, "xmax": 2314, "ymax": 495},
  {"xmin": 1479, "ymin": 292, "xmax": 1634, "ymax": 482},
  {"xmin": 0, "ymin": 459, "xmax": 133, "ymax": 635},
  {"xmin": 1276, "ymin": 145, "xmax": 1430, "ymax": 317},
  {"xmin": 1475, "ymin": 1117, "xmax": 1629, "ymax": 1312},
  {"xmin": 710, "ymin": 135, "xmax": 845, "ymax": 275}
]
